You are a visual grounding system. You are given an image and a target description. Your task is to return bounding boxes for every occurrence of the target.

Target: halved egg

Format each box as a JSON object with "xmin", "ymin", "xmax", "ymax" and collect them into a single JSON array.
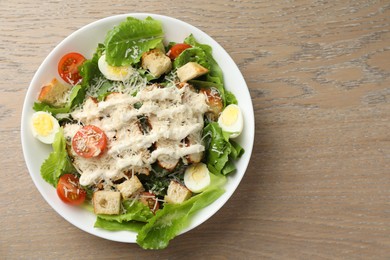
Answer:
[
  {"xmin": 31, "ymin": 111, "xmax": 60, "ymax": 144},
  {"xmin": 218, "ymin": 104, "xmax": 243, "ymax": 138},
  {"xmin": 184, "ymin": 163, "xmax": 211, "ymax": 193},
  {"xmin": 98, "ymin": 54, "xmax": 134, "ymax": 81}
]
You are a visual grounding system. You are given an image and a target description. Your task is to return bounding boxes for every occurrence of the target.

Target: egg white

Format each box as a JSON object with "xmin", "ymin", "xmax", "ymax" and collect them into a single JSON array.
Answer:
[
  {"xmin": 184, "ymin": 163, "xmax": 211, "ymax": 193},
  {"xmin": 218, "ymin": 104, "xmax": 243, "ymax": 138},
  {"xmin": 98, "ymin": 54, "xmax": 134, "ymax": 81},
  {"xmin": 31, "ymin": 111, "xmax": 60, "ymax": 144}
]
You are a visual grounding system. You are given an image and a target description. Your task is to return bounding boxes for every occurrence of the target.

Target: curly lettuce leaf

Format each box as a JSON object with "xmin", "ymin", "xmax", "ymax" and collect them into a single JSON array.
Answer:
[
  {"xmin": 136, "ymin": 173, "xmax": 226, "ymax": 249},
  {"xmin": 104, "ymin": 17, "xmax": 164, "ymax": 66},
  {"xmin": 40, "ymin": 128, "xmax": 74, "ymax": 187}
]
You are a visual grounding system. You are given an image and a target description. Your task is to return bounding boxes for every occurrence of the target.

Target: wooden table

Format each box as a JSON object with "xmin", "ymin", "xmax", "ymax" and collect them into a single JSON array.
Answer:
[{"xmin": 1, "ymin": 0, "xmax": 389, "ymax": 259}]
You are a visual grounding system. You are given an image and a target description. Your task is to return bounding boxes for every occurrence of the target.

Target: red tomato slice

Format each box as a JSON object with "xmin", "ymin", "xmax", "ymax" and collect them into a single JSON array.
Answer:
[
  {"xmin": 168, "ymin": 43, "xmax": 192, "ymax": 59},
  {"xmin": 139, "ymin": 192, "xmax": 160, "ymax": 214},
  {"xmin": 58, "ymin": 52, "xmax": 86, "ymax": 85},
  {"xmin": 57, "ymin": 174, "xmax": 86, "ymax": 205},
  {"xmin": 72, "ymin": 125, "xmax": 108, "ymax": 158}
]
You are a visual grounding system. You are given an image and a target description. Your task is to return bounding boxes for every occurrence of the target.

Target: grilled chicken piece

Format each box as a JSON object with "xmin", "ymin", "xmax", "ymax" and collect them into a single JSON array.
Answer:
[
  {"xmin": 184, "ymin": 135, "xmax": 204, "ymax": 164},
  {"xmin": 200, "ymin": 88, "xmax": 223, "ymax": 121},
  {"xmin": 155, "ymin": 139, "xmax": 180, "ymax": 171}
]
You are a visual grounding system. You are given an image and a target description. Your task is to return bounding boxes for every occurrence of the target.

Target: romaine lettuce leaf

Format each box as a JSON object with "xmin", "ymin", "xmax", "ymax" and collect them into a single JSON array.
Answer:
[
  {"xmin": 40, "ymin": 128, "xmax": 75, "ymax": 187},
  {"xmin": 173, "ymin": 47, "xmax": 210, "ymax": 70},
  {"xmin": 136, "ymin": 173, "xmax": 226, "ymax": 249},
  {"xmin": 93, "ymin": 174, "xmax": 226, "ymax": 249},
  {"xmin": 33, "ymin": 84, "xmax": 84, "ymax": 116},
  {"xmin": 94, "ymin": 218, "xmax": 145, "ymax": 233},
  {"xmin": 184, "ymin": 34, "xmax": 224, "ymax": 85},
  {"xmin": 97, "ymin": 200, "xmax": 154, "ymax": 223},
  {"xmin": 177, "ymin": 35, "xmax": 239, "ymax": 108},
  {"xmin": 202, "ymin": 122, "xmax": 244, "ymax": 175},
  {"xmin": 79, "ymin": 43, "xmax": 104, "ymax": 89},
  {"xmin": 104, "ymin": 17, "xmax": 164, "ymax": 66}
]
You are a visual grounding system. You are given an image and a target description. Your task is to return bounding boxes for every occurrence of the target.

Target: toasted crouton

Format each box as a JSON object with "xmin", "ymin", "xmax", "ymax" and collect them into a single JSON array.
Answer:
[
  {"xmin": 176, "ymin": 62, "xmax": 209, "ymax": 82},
  {"xmin": 141, "ymin": 49, "xmax": 172, "ymax": 78},
  {"xmin": 38, "ymin": 78, "xmax": 70, "ymax": 106},
  {"xmin": 93, "ymin": 191, "xmax": 121, "ymax": 215},
  {"xmin": 117, "ymin": 176, "xmax": 145, "ymax": 199},
  {"xmin": 164, "ymin": 181, "xmax": 192, "ymax": 204}
]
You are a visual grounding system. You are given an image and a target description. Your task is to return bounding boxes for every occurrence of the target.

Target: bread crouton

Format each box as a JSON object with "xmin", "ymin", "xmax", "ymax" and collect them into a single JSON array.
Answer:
[
  {"xmin": 164, "ymin": 181, "xmax": 192, "ymax": 204},
  {"xmin": 117, "ymin": 176, "xmax": 145, "ymax": 199},
  {"xmin": 38, "ymin": 78, "xmax": 70, "ymax": 106},
  {"xmin": 93, "ymin": 191, "xmax": 121, "ymax": 215},
  {"xmin": 176, "ymin": 62, "xmax": 209, "ymax": 82},
  {"xmin": 141, "ymin": 49, "xmax": 172, "ymax": 78}
]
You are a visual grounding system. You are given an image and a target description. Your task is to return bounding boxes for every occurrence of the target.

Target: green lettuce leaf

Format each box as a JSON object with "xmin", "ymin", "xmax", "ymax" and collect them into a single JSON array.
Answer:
[
  {"xmin": 79, "ymin": 43, "xmax": 104, "ymax": 86},
  {"xmin": 97, "ymin": 200, "xmax": 154, "ymax": 223},
  {"xmin": 40, "ymin": 128, "xmax": 74, "ymax": 187},
  {"xmin": 33, "ymin": 84, "xmax": 84, "ymax": 116},
  {"xmin": 225, "ymin": 91, "xmax": 238, "ymax": 106},
  {"xmin": 136, "ymin": 173, "xmax": 226, "ymax": 249},
  {"xmin": 94, "ymin": 218, "xmax": 145, "ymax": 233},
  {"xmin": 177, "ymin": 35, "xmax": 240, "ymax": 108},
  {"xmin": 184, "ymin": 34, "xmax": 224, "ymax": 85},
  {"xmin": 202, "ymin": 122, "xmax": 244, "ymax": 175},
  {"xmin": 104, "ymin": 17, "xmax": 164, "ymax": 66},
  {"xmin": 173, "ymin": 47, "xmax": 210, "ymax": 70}
]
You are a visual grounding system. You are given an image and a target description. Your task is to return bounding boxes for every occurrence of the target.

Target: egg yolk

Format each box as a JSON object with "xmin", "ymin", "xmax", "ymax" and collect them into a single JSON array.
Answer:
[
  {"xmin": 191, "ymin": 164, "xmax": 206, "ymax": 182},
  {"xmin": 33, "ymin": 114, "xmax": 54, "ymax": 136},
  {"xmin": 220, "ymin": 106, "xmax": 238, "ymax": 126},
  {"xmin": 108, "ymin": 66, "xmax": 129, "ymax": 78}
]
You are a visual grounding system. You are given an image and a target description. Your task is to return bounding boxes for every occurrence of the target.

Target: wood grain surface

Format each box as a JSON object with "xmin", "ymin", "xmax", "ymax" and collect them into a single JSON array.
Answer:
[{"xmin": 1, "ymin": 0, "xmax": 389, "ymax": 259}]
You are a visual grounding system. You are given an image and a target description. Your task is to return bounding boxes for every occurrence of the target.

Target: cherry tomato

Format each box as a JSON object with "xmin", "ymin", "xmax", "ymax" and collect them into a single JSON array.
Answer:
[
  {"xmin": 57, "ymin": 174, "xmax": 86, "ymax": 205},
  {"xmin": 72, "ymin": 125, "xmax": 108, "ymax": 158},
  {"xmin": 168, "ymin": 43, "xmax": 192, "ymax": 59},
  {"xmin": 58, "ymin": 52, "xmax": 86, "ymax": 85},
  {"xmin": 139, "ymin": 192, "xmax": 160, "ymax": 214}
]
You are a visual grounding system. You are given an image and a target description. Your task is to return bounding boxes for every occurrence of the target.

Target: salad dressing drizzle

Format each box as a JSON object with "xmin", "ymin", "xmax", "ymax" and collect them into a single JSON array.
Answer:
[{"xmin": 64, "ymin": 85, "xmax": 208, "ymax": 186}]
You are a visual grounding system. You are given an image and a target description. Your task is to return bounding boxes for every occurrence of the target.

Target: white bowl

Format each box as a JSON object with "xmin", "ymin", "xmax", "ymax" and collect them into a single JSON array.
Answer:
[{"xmin": 21, "ymin": 13, "xmax": 255, "ymax": 243}]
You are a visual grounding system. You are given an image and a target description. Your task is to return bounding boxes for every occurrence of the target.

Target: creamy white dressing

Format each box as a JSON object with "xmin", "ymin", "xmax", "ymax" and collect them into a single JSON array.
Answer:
[{"xmin": 64, "ymin": 85, "xmax": 208, "ymax": 186}]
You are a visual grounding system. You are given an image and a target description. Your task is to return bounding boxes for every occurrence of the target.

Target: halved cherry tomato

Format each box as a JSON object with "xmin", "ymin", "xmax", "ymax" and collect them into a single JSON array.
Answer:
[
  {"xmin": 72, "ymin": 125, "xmax": 108, "ymax": 158},
  {"xmin": 168, "ymin": 43, "xmax": 192, "ymax": 59},
  {"xmin": 139, "ymin": 192, "xmax": 160, "ymax": 214},
  {"xmin": 57, "ymin": 174, "xmax": 86, "ymax": 205},
  {"xmin": 58, "ymin": 52, "xmax": 86, "ymax": 85}
]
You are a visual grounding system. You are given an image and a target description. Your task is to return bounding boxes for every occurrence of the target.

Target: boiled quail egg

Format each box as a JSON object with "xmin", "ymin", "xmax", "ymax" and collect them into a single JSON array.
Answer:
[
  {"xmin": 184, "ymin": 163, "xmax": 211, "ymax": 193},
  {"xmin": 218, "ymin": 104, "xmax": 243, "ymax": 138},
  {"xmin": 31, "ymin": 111, "xmax": 60, "ymax": 144},
  {"xmin": 98, "ymin": 54, "xmax": 134, "ymax": 81}
]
